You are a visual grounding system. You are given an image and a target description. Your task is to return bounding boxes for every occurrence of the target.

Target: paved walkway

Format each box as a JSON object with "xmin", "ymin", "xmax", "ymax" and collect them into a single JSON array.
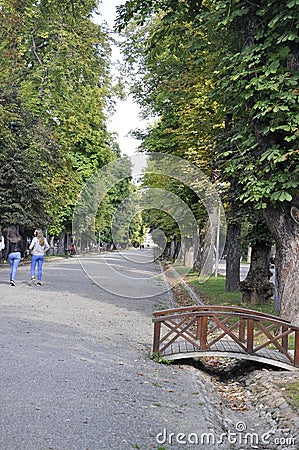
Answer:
[{"xmin": 0, "ymin": 252, "xmax": 296, "ymax": 449}]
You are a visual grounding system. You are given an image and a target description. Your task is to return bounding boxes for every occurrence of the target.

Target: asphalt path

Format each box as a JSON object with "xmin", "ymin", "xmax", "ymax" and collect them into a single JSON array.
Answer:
[{"xmin": 0, "ymin": 250, "xmax": 281, "ymax": 449}]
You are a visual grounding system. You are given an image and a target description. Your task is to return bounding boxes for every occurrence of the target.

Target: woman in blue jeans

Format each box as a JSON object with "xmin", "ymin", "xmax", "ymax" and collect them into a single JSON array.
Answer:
[
  {"xmin": 29, "ymin": 229, "xmax": 50, "ymax": 286},
  {"xmin": 5, "ymin": 226, "xmax": 24, "ymax": 286}
]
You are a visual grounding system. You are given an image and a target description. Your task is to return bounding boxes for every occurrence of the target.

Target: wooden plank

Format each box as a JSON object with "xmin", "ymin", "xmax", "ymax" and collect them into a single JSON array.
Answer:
[
  {"xmin": 294, "ymin": 330, "xmax": 299, "ymax": 367},
  {"xmin": 200, "ymin": 316, "xmax": 208, "ymax": 350},
  {"xmin": 178, "ymin": 341, "xmax": 182, "ymax": 353},
  {"xmin": 196, "ymin": 317, "xmax": 201, "ymax": 340},
  {"xmin": 153, "ymin": 310, "xmax": 296, "ymax": 329},
  {"xmin": 217, "ymin": 340, "xmax": 245, "ymax": 354},
  {"xmin": 247, "ymin": 319, "xmax": 254, "ymax": 353},
  {"xmin": 213, "ymin": 341, "xmax": 225, "ymax": 352},
  {"xmin": 159, "ymin": 338, "xmax": 295, "ymax": 368},
  {"xmin": 253, "ymin": 322, "xmax": 292, "ymax": 357},
  {"xmin": 239, "ymin": 318, "xmax": 246, "ymax": 342},
  {"xmin": 153, "ymin": 322, "xmax": 161, "ymax": 354},
  {"xmin": 209, "ymin": 316, "xmax": 248, "ymax": 351},
  {"xmin": 282, "ymin": 325, "xmax": 289, "ymax": 350},
  {"xmin": 153, "ymin": 305, "xmax": 292, "ymax": 324}
]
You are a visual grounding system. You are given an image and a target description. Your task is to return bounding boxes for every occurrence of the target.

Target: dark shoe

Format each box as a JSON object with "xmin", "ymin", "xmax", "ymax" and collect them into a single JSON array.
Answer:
[
  {"xmin": 10, "ymin": 280, "xmax": 16, "ymax": 286},
  {"xmin": 36, "ymin": 281, "xmax": 41, "ymax": 287},
  {"xmin": 29, "ymin": 277, "xmax": 35, "ymax": 284}
]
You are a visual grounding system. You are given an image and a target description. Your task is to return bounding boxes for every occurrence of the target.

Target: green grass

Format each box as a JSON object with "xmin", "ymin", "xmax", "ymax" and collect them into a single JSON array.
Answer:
[
  {"xmin": 185, "ymin": 271, "xmax": 277, "ymax": 316},
  {"xmin": 282, "ymin": 381, "xmax": 299, "ymax": 409},
  {"xmin": 185, "ymin": 272, "xmax": 297, "ymax": 350}
]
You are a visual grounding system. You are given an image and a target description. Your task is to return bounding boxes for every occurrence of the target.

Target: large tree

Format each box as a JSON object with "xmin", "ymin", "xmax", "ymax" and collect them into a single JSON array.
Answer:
[
  {"xmin": 0, "ymin": 0, "xmax": 116, "ymax": 236},
  {"xmin": 116, "ymin": 0, "xmax": 224, "ymax": 271},
  {"xmin": 213, "ymin": 0, "xmax": 299, "ymax": 323},
  {"xmin": 0, "ymin": 92, "xmax": 52, "ymax": 232},
  {"xmin": 117, "ymin": 0, "xmax": 299, "ymax": 323}
]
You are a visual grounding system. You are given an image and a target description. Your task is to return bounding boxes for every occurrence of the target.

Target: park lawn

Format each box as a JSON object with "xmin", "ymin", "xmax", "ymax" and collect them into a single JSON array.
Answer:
[
  {"xmin": 281, "ymin": 381, "xmax": 299, "ymax": 410},
  {"xmin": 185, "ymin": 271, "xmax": 277, "ymax": 316},
  {"xmin": 185, "ymin": 271, "xmax": 296, "ymax": 349}
]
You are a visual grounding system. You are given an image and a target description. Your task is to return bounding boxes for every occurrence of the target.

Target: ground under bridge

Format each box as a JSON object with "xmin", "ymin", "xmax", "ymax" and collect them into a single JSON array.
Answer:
[{"xmin": 152, "ymin": 306, "xmax": 299, "ymax": 371}]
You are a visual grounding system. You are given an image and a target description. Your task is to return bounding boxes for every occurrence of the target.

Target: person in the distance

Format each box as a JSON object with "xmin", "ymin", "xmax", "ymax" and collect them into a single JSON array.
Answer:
[{"xmin": 29, "ymin": 228, "xmax": 50, "ymax": 286}]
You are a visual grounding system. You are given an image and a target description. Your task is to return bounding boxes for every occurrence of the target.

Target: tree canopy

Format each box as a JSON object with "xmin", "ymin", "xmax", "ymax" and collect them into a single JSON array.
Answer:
[
  {"xmin": 0, "ymin": 0, "xmax": 118, "ymax": 236},
  {"xmin": 116, "ymin": 0, "xmax": 299, "ymax": 323}
]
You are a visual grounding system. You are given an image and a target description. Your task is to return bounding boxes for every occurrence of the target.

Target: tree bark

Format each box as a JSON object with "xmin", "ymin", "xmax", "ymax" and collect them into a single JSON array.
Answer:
[
  {"xmin": 239, "ymin": 240, "xmax": 274, "ymax": 305},
  {"xmin": 58, "ymin": 230, "xmax": 66, "ymax": 255},
  {"xmin": 263, "ymin": 203, "xmax": 299, "ymax": 325},
  {"xmin": 225, "ymin": 221, "xmax": 241, "ymax": 292}
]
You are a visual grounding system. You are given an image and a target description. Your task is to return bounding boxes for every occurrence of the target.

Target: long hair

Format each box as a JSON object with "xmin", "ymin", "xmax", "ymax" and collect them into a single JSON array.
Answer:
[
  {"xmin": 35, "ymin": 229, "xmax": 45, "ymax": 246},
  {"xmin": 7, "ymin": 226, "xmax": 21, "ymax": 243}
]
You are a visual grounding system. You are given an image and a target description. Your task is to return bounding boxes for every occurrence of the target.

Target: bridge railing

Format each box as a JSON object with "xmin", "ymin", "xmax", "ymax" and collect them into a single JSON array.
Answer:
[{"xmin": 152, "ymin": 306, "xmax": 299, "ymax": 368}]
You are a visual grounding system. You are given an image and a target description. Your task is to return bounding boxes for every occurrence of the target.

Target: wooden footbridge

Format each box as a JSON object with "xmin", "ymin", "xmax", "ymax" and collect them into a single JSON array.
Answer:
[{"xmin": 152, "ymin": 306, "xmax": 299, "ymax": 371}]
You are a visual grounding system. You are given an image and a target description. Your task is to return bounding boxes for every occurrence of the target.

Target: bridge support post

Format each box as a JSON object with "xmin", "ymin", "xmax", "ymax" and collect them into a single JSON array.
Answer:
[
  {"xmin": 294, "ymin": 330, "xmax": 299, "ymax": 367},
  {"xmin": 247, "ymin": 319, "xmax": 254, "ymax": 353},
  {"xmin": 153, "ymin": 322, "xmax": 161, "ymax": 355},
  {"xmin": 196, "ymin": 317, "xmax": 201, "ymax": 341},
  {"xmin": 239, "ymin": 318, "xmax": 246, "ymax": 342},
  {"xmin": 281, "ymin": 325, "xmax": 288, "ymax": 350},
  {"xmin": 200, "ymin": 316, "xmax": 208, "ymax": 350}
]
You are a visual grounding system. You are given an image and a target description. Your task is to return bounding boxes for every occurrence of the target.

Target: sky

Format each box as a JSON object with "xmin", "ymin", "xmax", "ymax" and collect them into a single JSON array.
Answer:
[{"xmin": 94, "ymin": 0, "xmax": 148, "ymax": 157}]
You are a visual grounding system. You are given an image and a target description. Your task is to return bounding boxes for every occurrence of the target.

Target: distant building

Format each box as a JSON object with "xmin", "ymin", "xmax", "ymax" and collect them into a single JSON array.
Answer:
[{"xmin": 143, "ymin": 230, "xmax": 157, "ymax": 248}]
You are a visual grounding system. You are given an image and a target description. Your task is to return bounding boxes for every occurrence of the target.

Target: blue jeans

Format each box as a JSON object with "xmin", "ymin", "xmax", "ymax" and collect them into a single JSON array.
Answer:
[
  {"xmin": 8, "ymin": 252, "xmax": 21, "ymax": 281},
  {"xmin": 31, "ymin": 254, "xmax": 45, "ymax": 281}
]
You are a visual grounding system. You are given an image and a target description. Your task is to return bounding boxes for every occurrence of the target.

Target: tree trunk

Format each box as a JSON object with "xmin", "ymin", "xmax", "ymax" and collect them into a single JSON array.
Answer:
[
  {"xmin": 58, "ymin": 230, "xmax": 66, "ymax": 255},
  {"xmin": 173, "ymin": 240, "xmax": 180, "ymax": 260},
  {"xmin": 239, "ymin": 240, "xmax": 274, "ymax": 305},
  {"xmin": 193, "ymin": 243, "xmax": 202, "ymax": 272},
  {"xmin": 225, "ymin": 221, "xmax": 241, "ymax": 291},
  {"xmin": 263, "ymin": 203, "xmax": 299, "ymax": 325}
]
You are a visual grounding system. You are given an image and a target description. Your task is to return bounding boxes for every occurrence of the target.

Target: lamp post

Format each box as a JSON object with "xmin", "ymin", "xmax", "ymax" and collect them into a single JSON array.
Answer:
[
  {"xmin": 215, "ymin": 198, "xmax": 221, "ymax": 278},
  {"xmin": 214, "ymin": 182, "xmax": 225, "ymax": 278}
]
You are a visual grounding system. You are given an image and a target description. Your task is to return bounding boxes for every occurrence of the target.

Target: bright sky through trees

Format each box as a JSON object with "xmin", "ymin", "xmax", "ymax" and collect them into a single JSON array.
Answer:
[{"xmin": 95, "ymin": 0, "xmax": 146, "ymax": 156}]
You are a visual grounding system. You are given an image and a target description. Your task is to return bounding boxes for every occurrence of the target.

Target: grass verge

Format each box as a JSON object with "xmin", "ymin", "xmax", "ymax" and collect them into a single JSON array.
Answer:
[
  {"xmin": 281, "ymin": 381, "xmax": 299, "ymax": 410},
  {"xmin": 185, "ymin": 271, "xmax": 277, "ymax": 316}
]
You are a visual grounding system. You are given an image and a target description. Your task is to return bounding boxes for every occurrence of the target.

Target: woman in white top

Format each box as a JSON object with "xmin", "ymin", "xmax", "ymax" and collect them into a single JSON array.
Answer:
[
  {"xmin": 0, "ymin": 229, "xmax": 5, "ymax": 262},
  {"xmin": 29, "ymin": 229, "xmax": 50, "ymax": 286}
]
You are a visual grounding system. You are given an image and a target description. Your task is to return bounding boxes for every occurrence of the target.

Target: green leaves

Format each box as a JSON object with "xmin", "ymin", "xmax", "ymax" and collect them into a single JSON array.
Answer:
[
  {"xmin": 113, "ymin": 0, "xmax": 299, "ymax": 216},
  {"xmin": 0, "ymin": 95, "xmax": 50, "ymax": 231},
  {"xmin": 213, "ymin": 0, "xmax": 299, "ymax": 207},
  {"xmin": 0, "ymin": 0, "xmax": 117, "ymax": 235},
  {"xmin": 271, "ymin": 191, "xmax": 293, "ymax": 202},
  {"xmin": 287, "ymin": 0, "xmax": 299, "ymax": 7}
]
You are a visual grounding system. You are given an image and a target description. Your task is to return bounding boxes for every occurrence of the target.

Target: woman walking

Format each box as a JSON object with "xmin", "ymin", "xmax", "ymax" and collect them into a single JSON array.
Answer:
[
  {"xmin": 5, "ymin": 226, "xmax": 24, "ymax": 286},
  {"xmin": 29, "ymin": 229, "xmax": 50, "ymax": 286},
  {"xmin": 0, "ymin": 228, "xmax": 5, "ymax": 263}
]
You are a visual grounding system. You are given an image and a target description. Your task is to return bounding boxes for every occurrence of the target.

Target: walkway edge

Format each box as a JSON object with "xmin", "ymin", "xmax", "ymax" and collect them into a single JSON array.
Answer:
[{"xmin": 163, "ymin": 262, "xmax": 204, "ymax": 306}]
